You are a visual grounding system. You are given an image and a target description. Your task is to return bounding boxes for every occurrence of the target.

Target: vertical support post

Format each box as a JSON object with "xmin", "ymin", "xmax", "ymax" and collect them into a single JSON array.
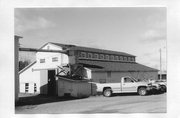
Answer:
[
  {"xmin": 14, "ymin": 35, "xmax": 22, "ymax": 103},
  {"xmin": 91, "ymin": 79, "xmax": 93, "ymax": 95},
  {"xmin": 160, "ymin": 48, "xmax": 162, "ymax": 80}
]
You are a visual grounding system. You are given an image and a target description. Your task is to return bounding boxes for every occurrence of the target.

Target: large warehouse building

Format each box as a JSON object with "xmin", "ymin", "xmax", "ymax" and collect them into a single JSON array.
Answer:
[{"xmin": 19, "ymin": 42, "xmax": 158, "ymax": 96}]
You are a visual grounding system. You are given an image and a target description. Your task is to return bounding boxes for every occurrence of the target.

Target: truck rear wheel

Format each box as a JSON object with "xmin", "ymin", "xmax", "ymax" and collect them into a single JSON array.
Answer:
[
  {"xmin": 103, "ymin": 88, "xmax": 112, "ymax": 97},
  {"xmin": 138, "ymin": 87, "xmax": 147, "ymax": 96}
]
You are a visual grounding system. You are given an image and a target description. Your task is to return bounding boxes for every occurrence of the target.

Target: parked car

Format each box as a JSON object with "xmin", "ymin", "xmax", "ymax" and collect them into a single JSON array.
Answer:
[
  {"xmin": 94, "ymin": 76, "xmax": 157, "ymax": 97},
  {"xmin": 147, "ymin": 79, "xmax": 166, "ymax": 93},
  {"xmin": 153, "ymin": 80, "xmax": 167, "ymax": 93}
]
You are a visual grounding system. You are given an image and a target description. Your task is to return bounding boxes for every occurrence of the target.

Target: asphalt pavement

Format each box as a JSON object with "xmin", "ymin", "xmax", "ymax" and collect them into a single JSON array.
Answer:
[{"xmin": 15, "ymin": 93, "xmax": 166, "ymax": 114}]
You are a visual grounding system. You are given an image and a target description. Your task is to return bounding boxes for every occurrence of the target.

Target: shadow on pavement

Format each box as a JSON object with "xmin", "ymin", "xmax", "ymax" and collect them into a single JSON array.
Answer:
[
  {"xmin": 16, "ymin": 94, "xmax": 86, "ymax": 106},
  {"xmin": 112, "ymin": 93, "xmax": 138, "ymax": 97},
  {"xmin": 111, "ymin": 91, "xmax": 165, "ymax": 97}
]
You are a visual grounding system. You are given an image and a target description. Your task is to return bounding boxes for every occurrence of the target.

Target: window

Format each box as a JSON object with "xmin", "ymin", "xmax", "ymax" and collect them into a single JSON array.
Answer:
[
  {"xmin": 107, "ymin": 71, "xmax": 111, "ymax": 78},
  {"xmin": 115, "ymin": 56, "xmax": 119, "ymax": 61},
  {"xmin": 124, "ymin": 77, "xmax": 134, "ymax": 83},
  {"xmin": 131, "ymin": 57, "xmax": 135, "ymax": 62},
  {"xmin": 52, "ymin": 57, "xmax": 58, "ymax": 62},
  {"xmin": 40, "ymin": 59, "xmax": 45, "ymax": 63},
  {"xmin": 124, "ymin": 57, "xmax": 127, "ymax": 61},
  {"xmin": 99, "ymin": 54, "xmax": 104, "ymax": 59},
  {"xmin": 88, "ymin": 53, "xmax": 93, "ymax": 58},
  {"xmin": 128, "ymin": 57, "xmax": 131, "ymax": 61},
  {"xmin": 93, "ymin": 53, "xmax": 99, "ymax": 59},
  {"xmin": 110, "ymin": 55, "xmax": 114, "ymax": 60},
  {"xmin": 105, "ymin": 55, "xmax": 109, "ymax": 60},
  {"xmin": 80, "ymin": 52, "xmax": 86, "ymax": 58},
  {"xmin": 78, "ymin": 52, "xmax": 81, "ymax": 57},
  {"xmin": 119, "ymin": 56, "xmax": 123, "ymax": 61},
  {"xmin": 34, "ymin": 83, "xmax": 37, "ymax": 92},
  {"xmin": 25, "ymin": 83, "xmax": 29, "ymax": 93}
]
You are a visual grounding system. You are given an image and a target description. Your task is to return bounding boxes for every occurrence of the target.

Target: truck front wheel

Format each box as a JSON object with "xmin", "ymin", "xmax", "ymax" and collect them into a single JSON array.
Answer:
[
  {"xmin": 138, "ymin": 87, "xmax": 147, "ymax": 96},
  {"xmin": 160, "ymin": 85, "xmax": 166, "ymax": 93},
  {"xmin": 103, "ymin": 88, "xmax": 112, "ymax": 97}
]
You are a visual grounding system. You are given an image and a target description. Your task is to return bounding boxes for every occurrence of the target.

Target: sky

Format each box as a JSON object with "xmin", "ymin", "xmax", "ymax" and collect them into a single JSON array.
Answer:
[{"xmin": 15, "ymin": 7, "xmax": 166, "ymax": 71}]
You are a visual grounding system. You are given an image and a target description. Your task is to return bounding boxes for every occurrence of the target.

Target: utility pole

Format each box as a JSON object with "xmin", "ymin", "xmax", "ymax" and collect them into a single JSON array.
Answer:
[
  {"xmin": 160, "ymin": 48, "xmax": 162, "ymax": 80},
  {"xmin": 15, "ymin": 35, "xmax": 23, "ymax": 103}
]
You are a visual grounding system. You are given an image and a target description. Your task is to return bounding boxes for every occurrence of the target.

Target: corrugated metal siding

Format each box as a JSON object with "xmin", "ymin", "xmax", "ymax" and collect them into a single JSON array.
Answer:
[
  {"xmin": 91, "ymin": 72, "xmax": 107, "ymax": 83},
  {"xmin": 91, "ymin": 71, "xmax": 158, "ymax": 83}
]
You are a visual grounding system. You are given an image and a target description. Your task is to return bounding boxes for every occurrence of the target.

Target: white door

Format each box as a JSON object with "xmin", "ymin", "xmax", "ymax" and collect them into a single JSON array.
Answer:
[{"xmin": 122, "ymin": 77, "xmax": 137, "ymax": 92}]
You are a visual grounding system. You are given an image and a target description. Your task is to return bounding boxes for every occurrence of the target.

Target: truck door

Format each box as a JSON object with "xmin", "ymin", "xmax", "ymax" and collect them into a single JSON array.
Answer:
[
  {"xmin": 122, "ymin": 77, "xmax": 137, "ymax": 92},
  {"xmin": 111, "ymin": 83, "xmax": 122, "ymax": 93}
]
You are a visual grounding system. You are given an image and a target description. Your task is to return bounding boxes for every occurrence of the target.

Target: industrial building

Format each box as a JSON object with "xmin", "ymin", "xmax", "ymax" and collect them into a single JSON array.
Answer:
[{"xmin": 19, "ymin": 42, "xmax": 158, "ymax": 96}]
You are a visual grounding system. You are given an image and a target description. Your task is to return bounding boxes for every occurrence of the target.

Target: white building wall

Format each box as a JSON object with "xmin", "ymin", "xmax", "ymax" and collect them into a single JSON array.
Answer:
[
  {"xmin": 19, "ymin": 43, "xmax": 69, "ymax": 95},
  {"xmin": 35, "ymin": 43, "xmax": 69, "ymax": 70},
  {"xmin": 19, "ymin": 63, "xmax": 40, "ymax": 93}
]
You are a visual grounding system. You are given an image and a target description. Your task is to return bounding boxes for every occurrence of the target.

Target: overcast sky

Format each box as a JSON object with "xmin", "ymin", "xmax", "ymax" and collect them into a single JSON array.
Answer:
[{"xmin": 15, "ymin": 7, "xmax": 166, "ymax": 71}]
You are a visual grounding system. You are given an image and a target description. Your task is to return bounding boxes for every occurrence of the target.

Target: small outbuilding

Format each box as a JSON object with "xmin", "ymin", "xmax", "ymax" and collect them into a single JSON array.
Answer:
[{"xmin": 58, "ymin": 77, "xmax": 91, "ymax": 98}]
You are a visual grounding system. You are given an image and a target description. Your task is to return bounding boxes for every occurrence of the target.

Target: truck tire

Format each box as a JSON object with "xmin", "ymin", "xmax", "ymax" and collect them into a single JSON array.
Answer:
[
  {"xmin": 103, "ymin": 88, "xmax": 112, "ymax": 97},
  {"xmin": 138, "ymin": 87, "xmax": 147, "ymax": 96}
]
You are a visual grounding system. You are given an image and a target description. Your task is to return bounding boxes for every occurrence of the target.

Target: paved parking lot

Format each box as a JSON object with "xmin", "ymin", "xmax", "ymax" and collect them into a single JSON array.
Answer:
[{"xmin": 15, "ymin": 93, "xmax": 166, "ymax": 114}]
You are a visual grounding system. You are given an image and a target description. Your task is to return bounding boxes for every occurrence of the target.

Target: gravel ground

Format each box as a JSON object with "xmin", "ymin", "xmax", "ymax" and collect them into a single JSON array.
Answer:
[{"xmin": 15, "ymin": 93, "xmax": 166, "ymax": 114}]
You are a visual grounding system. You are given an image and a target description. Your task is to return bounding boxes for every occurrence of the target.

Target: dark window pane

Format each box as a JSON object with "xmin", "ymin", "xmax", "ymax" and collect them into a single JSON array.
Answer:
[
  {"xmin": 52, "ymin": 57, "xmax": 58, "ymax": 62},
  {"xmin": 100, "ymin": 54, "xmax": 104, "ymax": 59},
  {"xmin": 40, "ymin": 59, "xmax": 45, "ymax": 63}
]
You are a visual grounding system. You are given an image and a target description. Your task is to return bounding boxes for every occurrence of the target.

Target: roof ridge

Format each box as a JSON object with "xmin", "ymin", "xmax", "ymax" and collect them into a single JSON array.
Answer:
[
  {"xmin": 75, "ymin": 45, "xmax": 135, "ymax": 56},
  {"xmin": 135, "ymin": 62, "xmax": 159, "ymax": 71},
  {"xmin": 49, "ymin": 42, "xmax": 76, "ymax": 47},
  {"xmin": 51, "ymin": 42, "xmax": 135, "ymax": 57}
]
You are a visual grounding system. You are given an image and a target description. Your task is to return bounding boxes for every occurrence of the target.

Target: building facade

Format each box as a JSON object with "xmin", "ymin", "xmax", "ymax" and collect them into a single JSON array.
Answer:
[
  {"xmin": 19, "ymin": 43, "xmax": 68, "ymax": 95},
  {"xmin": 19, "ymin": 42, "xmax": 158, "ymax": 96}
]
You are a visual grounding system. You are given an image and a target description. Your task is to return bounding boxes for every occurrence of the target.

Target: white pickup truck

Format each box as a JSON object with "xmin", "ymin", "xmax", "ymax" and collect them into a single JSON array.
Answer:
[{"xmin": 95, "ymin": 76, "xmax": 156, "ymax": 97}]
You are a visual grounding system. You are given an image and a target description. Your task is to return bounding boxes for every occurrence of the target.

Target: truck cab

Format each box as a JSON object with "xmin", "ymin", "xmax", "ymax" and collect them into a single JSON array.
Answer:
[{"xmin": 95, "ymin": 76, "xmax": 155, "ymax": 97}]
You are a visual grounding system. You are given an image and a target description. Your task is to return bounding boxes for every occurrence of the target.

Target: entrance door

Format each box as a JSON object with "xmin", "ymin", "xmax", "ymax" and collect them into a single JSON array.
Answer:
[{"xmin": 48, "ymin": 70, "xmax": 56, "ymax": 96}]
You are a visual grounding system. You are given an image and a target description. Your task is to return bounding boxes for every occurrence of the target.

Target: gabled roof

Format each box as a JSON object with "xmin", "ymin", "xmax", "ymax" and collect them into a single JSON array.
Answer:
[
  {"xmin": 78, "ymin": 60, "xmax": 158, "ymax": 72},
  {"xmin": 50, "ymin": 42, "xmax": 135, "ymax": 57},
  {"xmin": 19, "ymin": 61, "xmax": 37, "ymax": 74},
  {"xmin": 38, "ymin": 42, "xmax": 69, "ymax": 50}
]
